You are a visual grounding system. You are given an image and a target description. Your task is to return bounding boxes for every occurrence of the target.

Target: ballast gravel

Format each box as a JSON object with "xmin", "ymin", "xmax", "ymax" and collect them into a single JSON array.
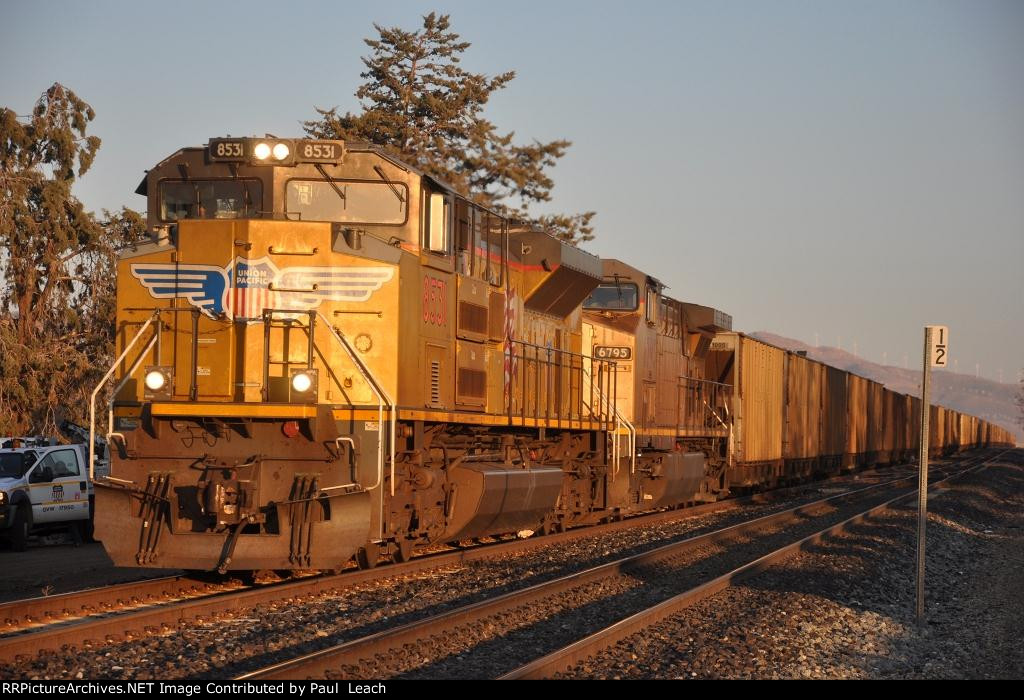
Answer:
[{"xmin": 565, "ymin": 452, "xmax": 1024, "ymax": 679}]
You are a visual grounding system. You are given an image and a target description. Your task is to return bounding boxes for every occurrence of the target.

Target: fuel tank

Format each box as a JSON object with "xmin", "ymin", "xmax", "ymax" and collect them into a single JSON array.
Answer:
[
  {"xmin": 441, "ymin": 462, "xmax": 563, "ymax": 541},
  {"xmin": 643, "ymin": 451, "xmax": 705, "ymax": 507}
]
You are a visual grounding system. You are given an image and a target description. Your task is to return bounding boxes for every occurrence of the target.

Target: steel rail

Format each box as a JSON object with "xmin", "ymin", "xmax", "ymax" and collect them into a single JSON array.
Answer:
[
  {"xmin": 499, "ymin": 449, "xmax": 1008, "ymax": 679},
  {"xmin": 0, "ymin": 575, "xmax": 209, "ymax": 632},
  {"xmin": 234, "ymin": 455, "xmax": 974, "ymax": 680}
]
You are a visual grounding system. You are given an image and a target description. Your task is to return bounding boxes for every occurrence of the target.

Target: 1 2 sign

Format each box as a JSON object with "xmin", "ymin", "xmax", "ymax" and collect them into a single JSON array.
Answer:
[{"xmin": 928, "ymin": 326, "xmax": 949, "ymax": 367}]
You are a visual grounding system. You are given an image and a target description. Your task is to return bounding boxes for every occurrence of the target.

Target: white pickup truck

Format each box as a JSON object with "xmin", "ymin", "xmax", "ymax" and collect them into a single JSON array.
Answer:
[{"xmin": 0, "ymin": 442, "xmax": 101, "ymax": 551}]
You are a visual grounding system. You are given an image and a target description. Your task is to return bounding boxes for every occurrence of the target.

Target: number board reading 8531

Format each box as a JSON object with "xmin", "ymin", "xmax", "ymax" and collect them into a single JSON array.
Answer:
[
  {"xmin": 207, "ymin": 139, "xmax": 344, "ymax": 164},
  {"xmin": 594, "ymin": 346, "xmax": 632, "ymax": 360},
  {"xmin": 298, "ymin": 141, "xmax": 344, "ymax": 163}
]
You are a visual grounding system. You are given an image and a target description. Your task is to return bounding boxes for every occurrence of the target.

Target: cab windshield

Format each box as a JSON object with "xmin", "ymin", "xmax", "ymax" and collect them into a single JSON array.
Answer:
[
  {"xmin": 160, "ymin": 179, "xmax": 262, "ymax": 221},
  {"xmin": 285, "ymin": 180, "xmax": 408, "ymax": 225},
  {"xmin": 584, "ymin": 283, "xmax": 639, "ymax": 311}
]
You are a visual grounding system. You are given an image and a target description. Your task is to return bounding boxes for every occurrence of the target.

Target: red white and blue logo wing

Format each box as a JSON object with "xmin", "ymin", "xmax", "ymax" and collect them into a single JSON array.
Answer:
[
  {"xmin": 273, "ymin": 266, "xmax": 395, "ymax": 311},
  {"xmin": 130, "ymin": 264, "xmax": 228, "ymax": 317}
]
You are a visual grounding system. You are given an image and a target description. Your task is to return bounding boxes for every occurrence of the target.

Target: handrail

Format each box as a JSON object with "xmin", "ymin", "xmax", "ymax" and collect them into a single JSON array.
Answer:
[
  {"xmin": 89, "ymin": 312, "xmax": 158, "ymax": 479},
  {"xmin": 685, "ymin": 377, "xmax": 732, "ymax": 389},
  {"xmin": 507, "ymin": 339, "xmax": 618, "ymax": 428},
  {"xmin": 703, "ymin": 399, "xmax": 729, "ymax": 430},
  {"xmin": 320, "ymin": 437, "xmax": 360, "ymax": 493},
  {"xmin": 315, "ymin": 313, "xmax": 395, "ymax": 506},
  {"xmin": 106, "ymin": 332, "xmax": 159, "ymax": 448},
  {"xmin": 583, "ymin": 366, "xmax": 635, "ymax": 478}
]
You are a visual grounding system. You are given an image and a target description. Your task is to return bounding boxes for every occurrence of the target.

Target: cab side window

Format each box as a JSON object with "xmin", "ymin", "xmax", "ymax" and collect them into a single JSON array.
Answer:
[
  {"xmin": 485, "ymin": 213, "xmax": 505, "ymax": 287},
  {"xmin": 472, "ymin": 206, "xmax": 487, "ymax": 281},
  {"xmin": 38, "ymin": 449, "xmax": 80, "ymax": 478},
  {"xmin": 456, "ymin": 199, "xmax": 473, "ymax": 275},
  {"xmin": 645, "ymin": 285, "xmax": 659, "ymax": 326},
  {"xmin": 426, "ymin": 192, "xmax": 451, "ymax": 255}
]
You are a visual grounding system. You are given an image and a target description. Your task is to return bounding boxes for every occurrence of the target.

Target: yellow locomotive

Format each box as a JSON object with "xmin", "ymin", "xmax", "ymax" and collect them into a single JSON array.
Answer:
[
  {"xmin": 92, "ymin": 136, "xmax": 1011, "ymax": 574},
  {"xmin": 92, "ymin": 136, "xmax": 731, "ymax": 572}
]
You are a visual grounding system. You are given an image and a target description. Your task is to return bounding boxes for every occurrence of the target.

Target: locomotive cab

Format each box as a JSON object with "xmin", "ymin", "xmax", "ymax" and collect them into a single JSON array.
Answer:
[{"xmin": 582, "ymin": 260, "xmax": 733, "ymax": 507}]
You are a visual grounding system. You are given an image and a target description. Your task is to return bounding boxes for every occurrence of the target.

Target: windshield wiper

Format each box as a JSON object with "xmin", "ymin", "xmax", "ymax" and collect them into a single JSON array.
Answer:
[
  {"xmin": 315, "ymin": 164, "xmax": 347, "ymax": 208},
  {"xmin": 373, "ymin": 165, "xmax": 406, "ymax": 205}
]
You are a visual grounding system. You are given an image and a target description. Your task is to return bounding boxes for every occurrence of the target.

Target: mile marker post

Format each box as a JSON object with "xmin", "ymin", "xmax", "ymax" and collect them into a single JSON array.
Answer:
[{"xmin": 916, "ymin": 325, "xmax": 948, "ymax": 627}]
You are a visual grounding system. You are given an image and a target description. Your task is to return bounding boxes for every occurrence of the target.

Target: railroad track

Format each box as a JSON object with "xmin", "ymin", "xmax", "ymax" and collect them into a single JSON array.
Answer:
[
  {"xmin": 0, "ymin": 575, "xmax": 247, "ymax": 633},
  {"xmin": 235, "ymin": 451, "xmax": 996, "ymax": 680},
  {"xmin": 0, "ymin": 458, "xmax": 928, "ymax": 667},
  {"xmin": 503, "ymin": 449, "xmax": 1007, "ymax": 680}
]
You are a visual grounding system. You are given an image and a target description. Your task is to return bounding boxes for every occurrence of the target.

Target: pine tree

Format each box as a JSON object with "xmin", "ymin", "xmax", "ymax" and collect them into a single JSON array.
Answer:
[
  {"xmin": 0, "ymin": 84, "xmax": 146, "ymax": 435},
  {"xmin": 304, "ymin": 12, "xmax": 594, "ymax": 243}
]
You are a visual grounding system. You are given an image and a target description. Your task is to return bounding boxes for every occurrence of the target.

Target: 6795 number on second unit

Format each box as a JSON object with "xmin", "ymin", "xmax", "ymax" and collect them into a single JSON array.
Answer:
[{"xmin": 594, "ymin": 345, "xmax": 632, "ymax": 360}]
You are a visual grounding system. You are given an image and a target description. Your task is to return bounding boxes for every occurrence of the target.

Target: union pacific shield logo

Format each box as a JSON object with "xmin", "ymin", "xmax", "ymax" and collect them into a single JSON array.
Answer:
[
  {"xmin": 230, "ymin": 258, "xmax": 276, "ymax": 321},
  {"xmin": 131, "ymin": 258, "xmax": 393, "ymax": 323}
]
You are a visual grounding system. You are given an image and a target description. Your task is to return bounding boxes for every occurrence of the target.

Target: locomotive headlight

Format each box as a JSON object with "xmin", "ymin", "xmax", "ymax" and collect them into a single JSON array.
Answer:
[
  {"xmin": 144, "ymin": 366, "xmax": 173, "ymax": 398},
  {"xmin": 145, "ymin": 370, "xmax": 165, "ymax": 391},
  {"xmin": 253, "ymin": 142, "xmax": 272, "ymax": 160},
  {"xmin": 291, "ymin": 372, "xmax": 312, "ymax": 393},
  {"xmin": 289, "ymin": 368, "xmax": 318, "ymax": 402},
  {"xmin": 272, "ymin": 142, "xmax": 290, "ymax": 161}
]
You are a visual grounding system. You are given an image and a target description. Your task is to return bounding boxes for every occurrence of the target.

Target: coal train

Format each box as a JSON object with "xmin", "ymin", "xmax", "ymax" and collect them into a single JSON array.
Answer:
[{"xmin": 90, "ymin": 136, "xmax": 1013, "ymax": 573}]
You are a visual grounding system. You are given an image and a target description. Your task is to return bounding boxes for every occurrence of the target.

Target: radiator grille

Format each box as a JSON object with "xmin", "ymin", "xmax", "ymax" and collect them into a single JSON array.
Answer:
[
  {"xmin": 458, "ymin": 301, "xmax": 488, "ymax": 337},
  {"xmin": 457, "ymin": 367, "xmax": 487, "ymax": 399}
]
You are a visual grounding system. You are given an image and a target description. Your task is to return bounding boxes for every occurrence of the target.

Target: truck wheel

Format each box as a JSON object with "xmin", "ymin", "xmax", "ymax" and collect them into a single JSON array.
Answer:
[
  {"xmin": 83, "ymin": 518, "xmax": 95, "ymax": 543},
  {"xmin": 70, "ymin": 521, "xmax": 84, "ymax": 547},
  {"xmin": 10, "ymin": 507, "xmax": 30, "ymax": 552}
]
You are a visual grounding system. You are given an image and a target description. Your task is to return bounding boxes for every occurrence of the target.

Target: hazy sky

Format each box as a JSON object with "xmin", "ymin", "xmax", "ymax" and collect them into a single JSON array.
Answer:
[{"xmin": 2, "ymin": 0, "xmax": 1022, "ymax": 383}]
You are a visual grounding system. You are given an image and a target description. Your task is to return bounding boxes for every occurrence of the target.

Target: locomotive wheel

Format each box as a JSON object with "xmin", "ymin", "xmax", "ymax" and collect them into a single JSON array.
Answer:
[
  {"xmin": 392, "ymin": 538, "xmax": 415, "ymax": 563},
  {"xmin": 539, "ymin": 515, "xmax": 564, "ymax": 535},
  {"xmin": 356, "ymin": 543, "xmax": 381, "ymax": 570}
]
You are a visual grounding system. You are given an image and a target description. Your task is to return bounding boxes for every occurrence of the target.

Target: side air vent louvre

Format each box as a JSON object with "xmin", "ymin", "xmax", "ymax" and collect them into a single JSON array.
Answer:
[{"xmin": 430, "ymin": 360, "xmax": 442, "ymax": 407}]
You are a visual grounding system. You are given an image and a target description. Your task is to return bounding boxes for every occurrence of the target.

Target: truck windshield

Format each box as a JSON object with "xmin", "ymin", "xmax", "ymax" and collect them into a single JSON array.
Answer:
[{"xmin": 0, "ymin": 453, "xmax": 26, "ymax": 478}]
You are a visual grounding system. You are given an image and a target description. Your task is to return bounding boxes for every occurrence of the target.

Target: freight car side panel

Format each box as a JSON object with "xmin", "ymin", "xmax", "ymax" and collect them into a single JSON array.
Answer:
[
  {"xmin": 879, "ymin": 387, "xmax": 896, "ymax": 464},
  {"xmin": 929, "ymin": 405, "xmax": 945, "ymax": 455},
  {"xmin": 892, "ymin": 393, "xmax": 909, "ymax": 461},
  {"xmin": 784, "ymin": 353, "xmax": 822, "ymax": 461},
  {"xmin": 908, "ymin": 395, "xmax": 922, "ymax": 457},
  {"xmin": 846, "ymin": 374, "xmax": 868, "ymax": 467},
  {"xmin": 821, "ymin": 364, "xmax": 848, "ymax": 466},
  {"xmin": 865, "ymin": 380, "xmax": 884, "ymax": 464},
  {"xmin": 739, "ymin": 336, "xmax": 785, "ymax": 464},
  {"xmin": 944, "ymin": 409, "xmax": 956, "ymax": 453}
]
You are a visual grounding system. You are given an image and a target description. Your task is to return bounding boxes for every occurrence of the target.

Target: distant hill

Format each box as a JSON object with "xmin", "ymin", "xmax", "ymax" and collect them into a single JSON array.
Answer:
[{"xmin": 749, "ymin": 331, "xmax": 1021, "ymax": 444}]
